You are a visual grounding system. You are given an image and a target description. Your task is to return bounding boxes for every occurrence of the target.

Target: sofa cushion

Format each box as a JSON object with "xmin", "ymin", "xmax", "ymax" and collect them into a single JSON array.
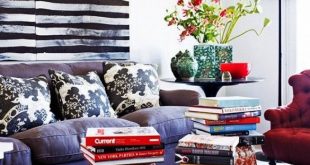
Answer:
[
  {"xmin": 121, "ymin": 106, "xmax": 193, "ymax": 144},
  {"xmin": 0, "ymin": 137, "xmax": 32, "ymax": 165},
  {"xmin": 102, "ymin": 63, "xmax": 160, "ymax": 117},
  {"xmin": 11, "ymin": 117, "xmax": 139, "ymax": 165},
  {"xmin": 159, "ymin": 89, "xmax": 200, "ymax": 106},
  {"xmin": 0, "ymin": 75, "xmax": 56, "ymax": 136},
  {"xmin": 49, "ymin": 70, "xmax": 116, "ymax": 119}
]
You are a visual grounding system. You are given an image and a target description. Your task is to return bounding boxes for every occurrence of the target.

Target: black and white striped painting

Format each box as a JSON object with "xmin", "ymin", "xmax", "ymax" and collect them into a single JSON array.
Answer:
[
  {"xmin": 0, "ymin": 0, "xmax": 36, "ymax": 60},
  {"xmin": 0, "ymin": 0, "xmax": 129, "ymax": 61}
]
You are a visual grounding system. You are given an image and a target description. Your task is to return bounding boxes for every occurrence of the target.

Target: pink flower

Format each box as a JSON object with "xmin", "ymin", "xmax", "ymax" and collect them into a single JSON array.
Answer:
[
  {"xmin": 168, "ymin": 17, "xmax": 176, "ymax": 26},
  {"xmin": 182, "ymin": 9, "xmax": 189, "ymax": 17},
  {"xmin": 177, "ymin": 0, "xmax": 184, "ymax": 6},
  {"xmin": 191, "ymin": 0, "xmax": 202, "ymax": 6},
  {"xmin": 187, "ymin": 25, "xmax": 197, "ymax": 34},
  {"xmin": 212, "ymin": 0, "xmax": 220, "ymax": 3},
  {"xmin": 220, "ymin": 9, "xmax": 227, "ymax": 17},
  {"xmin": 180, "ymin": 30, "xmax": 188, "ymax": 41},
  {"xmin": 179, "ymin": 25, "xmax": 197, "ymax": 41}
]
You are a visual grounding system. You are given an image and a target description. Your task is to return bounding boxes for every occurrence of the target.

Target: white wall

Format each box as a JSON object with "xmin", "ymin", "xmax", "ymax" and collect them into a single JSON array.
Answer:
[
  {"xmin": 130, "ymin": 0, "xmax": 206, "ymax": 95},
  {"xmin": 130, "ymin": 0, "xmax": 279, "ymax": 133},
  {"xmin": 225, "ymin": 0, "xmax": 279, "ymax": 133}
]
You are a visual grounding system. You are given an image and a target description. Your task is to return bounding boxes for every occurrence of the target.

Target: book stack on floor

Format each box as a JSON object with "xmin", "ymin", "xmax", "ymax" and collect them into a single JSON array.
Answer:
[
  {"xmin": 175, "ymin": 134, "xmax": 258, "ymax": 165},
  {"xmin": 81, "ymin": 127, "xmax": 164, "ymax": 165},
  {"xmin": 179, "ymin": 96, "xmax": 265, "ymax": 165},
  {"xmin": 175, "ymin": 134, "xmax": 239, "ymax": 165}
]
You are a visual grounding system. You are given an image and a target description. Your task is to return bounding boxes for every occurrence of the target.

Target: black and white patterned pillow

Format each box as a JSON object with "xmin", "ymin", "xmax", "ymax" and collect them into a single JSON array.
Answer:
[
  {"xmin": 0, "ymin": 75, "xmax": 56, "ymax": 136},
  {"xmin": 102, "ymin": 63, "xmax": 160, "ymax": 117},
  {"xmin": 48, "ymin": 70, "xmax": 116, "ymax": 119}
]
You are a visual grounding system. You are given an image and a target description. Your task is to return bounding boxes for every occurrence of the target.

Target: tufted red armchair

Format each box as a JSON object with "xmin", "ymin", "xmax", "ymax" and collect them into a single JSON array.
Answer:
[{"xmin": 262, "ymin": 70, "xmax": 310, "ymax": 165}]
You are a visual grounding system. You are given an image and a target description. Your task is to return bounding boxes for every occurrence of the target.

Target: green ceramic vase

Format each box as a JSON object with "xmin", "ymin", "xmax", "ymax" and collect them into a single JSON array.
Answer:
[
  {"xmin": 171, "ymin": 50, "xmax": 198, "ymax": 80},
  {"xmin": 194, "ymin": 43, "xmax": 233, "ymax": 79}
]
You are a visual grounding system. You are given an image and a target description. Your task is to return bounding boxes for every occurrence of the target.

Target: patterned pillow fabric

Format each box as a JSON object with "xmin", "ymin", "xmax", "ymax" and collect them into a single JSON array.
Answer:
[
  {"xmin": 48, "ymin": 70, "xmax": 116, "ymax": 119},
  {"xmin": 0, "ymin": 75, "xmax": 55, "ymax": 136},
  {"xmin": 102, "ymin": 63, "xmax": 160, "ymax": 117}
]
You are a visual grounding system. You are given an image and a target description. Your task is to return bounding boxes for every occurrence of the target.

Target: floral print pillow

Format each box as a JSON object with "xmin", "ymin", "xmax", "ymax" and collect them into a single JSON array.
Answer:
[
  {"xmin": 48, "ymin": 70, "xmax": 116, "ymax": 119},
  {"xmin": 0, "ymin": 75, "xmax": 56, "ymax": 136},
  {"xmin": 102, "ymin": 63, "xmax": 160, "ymax": 117}
]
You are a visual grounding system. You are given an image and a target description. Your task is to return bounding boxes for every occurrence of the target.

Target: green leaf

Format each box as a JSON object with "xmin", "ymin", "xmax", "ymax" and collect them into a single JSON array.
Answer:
[
  {"xmin": 263, "ymin": 18, "xmax": 271, "ymax": 27},
  {"xmin": 164, "ymin": 15, "xmax": 171, "ymax": 21},
  {"xmin": 202, "ymin": 4, "xmax": 209, "ymax": 11}
]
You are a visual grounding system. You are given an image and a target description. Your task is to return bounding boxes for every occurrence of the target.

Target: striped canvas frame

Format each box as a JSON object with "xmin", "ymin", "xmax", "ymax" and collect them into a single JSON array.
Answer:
[{"xmin": 0, "ymin": 0, "xmax": 129, "ymax": 61}]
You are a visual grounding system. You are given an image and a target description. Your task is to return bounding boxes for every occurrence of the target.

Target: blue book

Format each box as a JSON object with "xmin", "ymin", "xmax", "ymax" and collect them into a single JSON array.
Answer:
[
  {"xmin": 218, "ymin": 110, "xmax": 261, "ymax": 120},
  {"xmin": 193, "ymin": 122, "xmax": 256, "ymax": 133},
  {"xmin": 199, "ymin": 96, "xmax": 260, "ymax": 108}
]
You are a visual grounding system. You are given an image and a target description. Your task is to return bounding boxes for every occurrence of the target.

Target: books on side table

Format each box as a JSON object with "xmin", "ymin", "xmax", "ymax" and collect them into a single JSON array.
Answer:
[
  {"xmin": 81, "ymin": 127, "xmax": 164, "ymax": 165},
  {"xmin": 185, "ymin": 96, "xmax": 262, "ymax": 136},
  {"xmin": 178, "ymin": 96, "xmax": 265, "ymax": 165}
]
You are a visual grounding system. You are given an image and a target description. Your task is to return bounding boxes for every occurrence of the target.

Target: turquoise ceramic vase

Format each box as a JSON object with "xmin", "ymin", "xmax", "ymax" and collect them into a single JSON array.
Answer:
[
  {"xmin": 171, "ymin": 50, "xmax": 198, "ymax": 80},
  {"xmin": 194, "ymin": 43, "xmax": 233, "ymax": 79}
]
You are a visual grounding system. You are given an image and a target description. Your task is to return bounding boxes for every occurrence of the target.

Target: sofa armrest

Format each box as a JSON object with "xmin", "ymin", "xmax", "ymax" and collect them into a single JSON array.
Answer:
[
  {"xmin": 159, "ymin": 89, "xmax": 200, "ymax": 106},
  {"xmin": 264, "ymin": 104, "xmax": 303, "ymax": 129},
  {"xmin": 0, "ymin": 137, "xmax": 31, "ymax": 165},
  {"xmin": 121, "ymin": 106, "xmax": 193, "ymax": 144}
]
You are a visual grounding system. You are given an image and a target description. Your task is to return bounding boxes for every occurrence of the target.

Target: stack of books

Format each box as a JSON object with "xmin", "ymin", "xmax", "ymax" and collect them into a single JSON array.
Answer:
[
  {"xmin": 175, "ymin": 134, "xmax": 258, "ymax": 165},
  {"xmin": 181, "ymin": 96, "xmax": 265, "ymax": 165},
  {"xmin": 185, "ymin": 96, "xmax": 262, "ymax": 137},
  {"xmin": 81, "ymin": 127, "xmax": 164, "ymax": 165},
  {"xmin": 175, "ymin": 134, "xmax": 239, "ymax": 165}
]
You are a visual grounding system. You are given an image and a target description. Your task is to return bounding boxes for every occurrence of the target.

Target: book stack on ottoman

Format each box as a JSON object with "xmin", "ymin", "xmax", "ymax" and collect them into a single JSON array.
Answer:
[
  {"xmin": 81, "ymin": 127, "xmax": 164, "ymax": 165},
  {"xmin": 181, "ymin": 96, "xmax": 265, "ymax": 165}
]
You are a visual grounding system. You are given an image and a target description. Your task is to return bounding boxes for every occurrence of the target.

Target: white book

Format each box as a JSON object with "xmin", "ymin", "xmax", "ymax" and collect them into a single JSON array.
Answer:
[
  {"xmin": 178, "ymin": 134, "xmax": 239, "ymax": 151},
  {"xmin": 86, "ymin": 127, "xmax": 159, "ymax": 137},
  {"xmin": 83, "ymin": 153, "xmax": 164, "ymax": 165},
  {"xmin": 85, "ymin": 127, "xmax": 161, "ymax": 146},
  {"xmin": 188, "ymin": 105, "xmax": 262, "ymax": 114},
  {"xmin": 185, "ymin": 111, "xmax": 219, "ymax": 120}
]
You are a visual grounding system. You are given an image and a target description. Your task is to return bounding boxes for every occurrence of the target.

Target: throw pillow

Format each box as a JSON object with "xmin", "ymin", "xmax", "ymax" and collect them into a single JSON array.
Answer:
[
  {"xmin": 48, "ymin": 70, "xmax": 116, "ymax": 119},
  {"xmin": 0, "ymin": 75, "xmax": 55, "ymax": 136},
  {"xmin": 102, "ymin": 63, "xmax": 160, "ymax": 117}
]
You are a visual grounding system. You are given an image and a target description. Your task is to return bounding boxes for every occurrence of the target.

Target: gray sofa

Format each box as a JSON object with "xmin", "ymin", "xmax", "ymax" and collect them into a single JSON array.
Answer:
[{"xmin": 0, "ymin": 62, "xmax": 199, "ymax": 165}]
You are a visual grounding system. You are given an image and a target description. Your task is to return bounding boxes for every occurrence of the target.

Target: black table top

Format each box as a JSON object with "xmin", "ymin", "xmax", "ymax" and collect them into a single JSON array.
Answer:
[{"xmin": 161, "ymin": 77, "xmax": 264, "ymax": 86}]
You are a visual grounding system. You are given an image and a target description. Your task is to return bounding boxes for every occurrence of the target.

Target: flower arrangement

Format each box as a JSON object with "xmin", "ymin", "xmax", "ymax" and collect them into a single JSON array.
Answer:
[{"xmin": 164, "ymin": 0, "xmax": 270, "ymax": 44}]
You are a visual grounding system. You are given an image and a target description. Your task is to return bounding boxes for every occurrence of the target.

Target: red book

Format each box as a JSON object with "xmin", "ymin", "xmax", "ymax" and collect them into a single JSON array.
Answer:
[
  {"xmin": 81, "ymin": 147, "xmax": 164, "ymax": 162},
  {"xmin": 83, "ymin": 154, "xmax": 164, "ymax": 165},
  {"xmin": 192, "ymin": 117, "xmax": 260, "ymax": 126},
  {"xmin": 85, "ymin": 127, "xmax": 160, "ymax": 146}
]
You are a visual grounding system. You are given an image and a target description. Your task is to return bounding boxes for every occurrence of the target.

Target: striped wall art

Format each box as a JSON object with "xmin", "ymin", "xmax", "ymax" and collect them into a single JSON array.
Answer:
[{"xmin": 0, "ymin": 0, "xmax": 129, "ymax": 61}]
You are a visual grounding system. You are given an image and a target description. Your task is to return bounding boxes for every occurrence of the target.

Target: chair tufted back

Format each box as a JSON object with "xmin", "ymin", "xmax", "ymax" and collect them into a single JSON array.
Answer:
[{"xmin": 287, "ymin": 69, "xmax": 310, "ymax": 128}]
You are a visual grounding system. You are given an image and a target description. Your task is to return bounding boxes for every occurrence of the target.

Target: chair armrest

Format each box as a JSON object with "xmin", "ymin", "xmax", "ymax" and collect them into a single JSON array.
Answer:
[
  {"xmin": 159, "ymin": 89, "xmax": 200, "ymax": 106},
  {"xmin": 264, "ymin": 103, "xmax": 303, "ymax": 129}
]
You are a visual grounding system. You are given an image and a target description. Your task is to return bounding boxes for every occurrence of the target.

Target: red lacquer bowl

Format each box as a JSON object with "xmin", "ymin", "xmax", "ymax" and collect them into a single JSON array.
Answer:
[{"xmin": 220, "ymin": 63, "xmax": 251, "ymax": 79}]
